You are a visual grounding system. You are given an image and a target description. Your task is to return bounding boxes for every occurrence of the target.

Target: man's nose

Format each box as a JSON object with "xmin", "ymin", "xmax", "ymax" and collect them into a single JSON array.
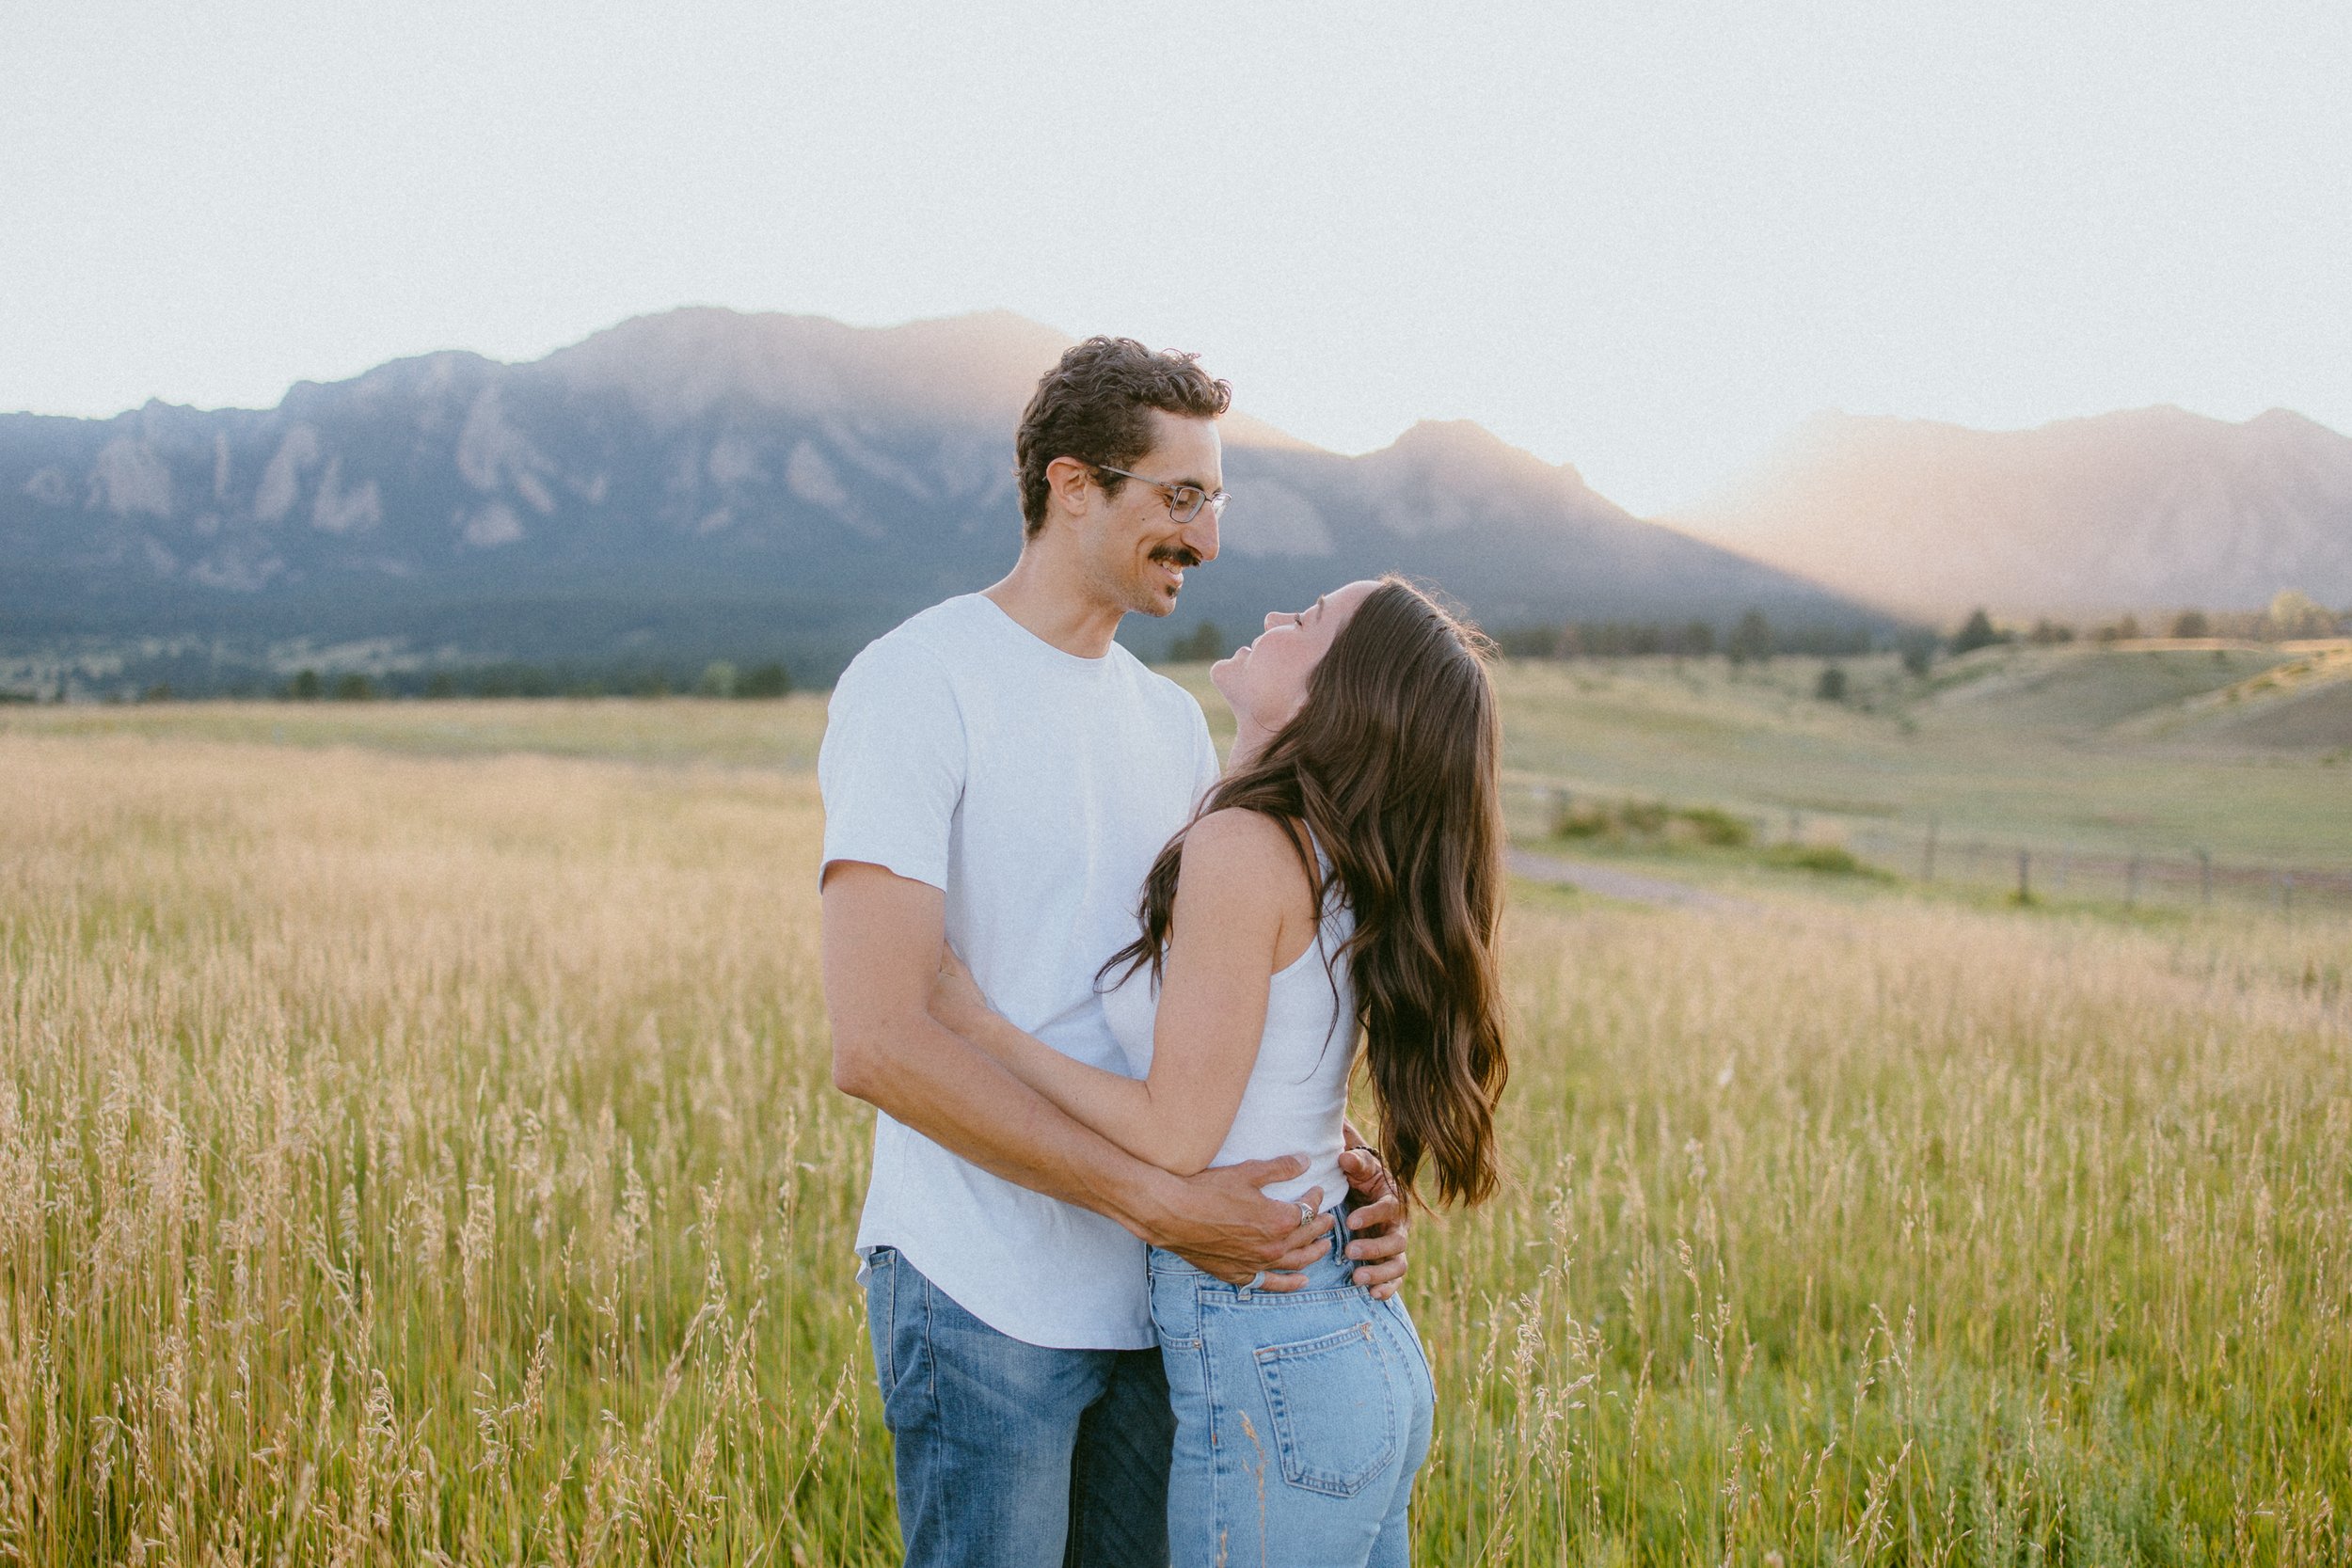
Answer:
[{"xmin": 1181, "ymin": 507, "xmax": 1219, "ymax": 564}]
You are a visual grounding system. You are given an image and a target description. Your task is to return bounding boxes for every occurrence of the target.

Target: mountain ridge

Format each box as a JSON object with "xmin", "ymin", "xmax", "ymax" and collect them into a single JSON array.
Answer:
[
  {"xmin": 1, "ymin": 308, "xmax": 1886, "ymax": 689},
  {"xmin": 1674, "ymin": 404, "xmax": 2352, "ymax": 619}
]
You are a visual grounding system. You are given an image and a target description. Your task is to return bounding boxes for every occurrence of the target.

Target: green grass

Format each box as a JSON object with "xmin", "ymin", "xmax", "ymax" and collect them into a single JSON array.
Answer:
[
  {"xmin": 1454, "ymin": 649, "xmax": 2348, "ymax": 872},
  {"xmin": 1754, "ymin": 842, "xmax": 1893, "ymax": 879}
]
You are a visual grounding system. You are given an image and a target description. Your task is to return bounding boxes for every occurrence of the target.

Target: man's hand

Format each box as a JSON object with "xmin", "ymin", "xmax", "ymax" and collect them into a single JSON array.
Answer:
[
  {"xmin": 1339, "ymin": 1139, "xmax": 1409, "ymax": 1300},
  {"xmin": 1147, "ymin": 1156, "xmax": 1335, "ymax": 1292}
]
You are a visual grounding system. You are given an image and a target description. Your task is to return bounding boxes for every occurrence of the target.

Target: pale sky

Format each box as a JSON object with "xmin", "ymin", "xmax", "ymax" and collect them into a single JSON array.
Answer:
[{"xmin": 5, "ymin": 0, "xmax": 2347, "ymax": 516}]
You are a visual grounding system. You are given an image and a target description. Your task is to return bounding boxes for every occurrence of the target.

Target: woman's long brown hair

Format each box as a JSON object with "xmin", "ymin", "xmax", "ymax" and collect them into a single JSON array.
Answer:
[{"xmin": 1105, "ymin": 578, "xmax": 1507, "ymax": 1207}]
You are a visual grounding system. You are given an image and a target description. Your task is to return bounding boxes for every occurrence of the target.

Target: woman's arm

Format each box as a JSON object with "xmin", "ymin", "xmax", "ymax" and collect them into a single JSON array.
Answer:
[{"xmin": 930, "ymin": 809, "xmax": 1309, "ymax": 1176}]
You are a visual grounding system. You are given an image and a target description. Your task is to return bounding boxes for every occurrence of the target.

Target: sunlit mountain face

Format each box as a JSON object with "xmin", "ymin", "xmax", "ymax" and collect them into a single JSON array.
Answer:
[
  {"xmin": 1, "ymin": 309, "xmax": 1879, "ymax": 685},
  {"xmin": 1672, "ymin": 406, "xmax": 2352, "ymax": 621}
]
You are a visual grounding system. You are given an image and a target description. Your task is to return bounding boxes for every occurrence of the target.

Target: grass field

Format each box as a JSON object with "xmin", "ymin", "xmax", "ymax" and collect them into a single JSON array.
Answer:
[
  {"xmin": 1465, "ymin": 646, "xmax": 2352, "ymax": 873},
  {"xmin": 3, "ymin": 677, "xmax": 2349, "ymax": 1564}
]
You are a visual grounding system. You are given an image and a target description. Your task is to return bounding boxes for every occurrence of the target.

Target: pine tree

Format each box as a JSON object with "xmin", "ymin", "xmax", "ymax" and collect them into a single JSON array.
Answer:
[
  {"xmin": 1726, "ymin": 610, "xmax": 1772, "ymax": 666},
  {"xmin": 1950, "ymin": 609, "xmax": 2001, "ymax": 655}
]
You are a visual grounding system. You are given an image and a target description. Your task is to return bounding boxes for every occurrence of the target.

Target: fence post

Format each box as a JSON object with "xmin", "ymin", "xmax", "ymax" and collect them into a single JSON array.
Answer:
[
  {"xmin": 2017, "ymin": 848, "xmax": 2031, "ymax": 902},
  {"xmin": 1923, "ymin": 815, "xmax": 1938, "ymax": 881},
  {"xmin": 2196, "ymin": 848, "xmax": 2211, "ymax": 908},
  {"xmin": 2126, "ymin": 855, "xmax": 2141, "ymax": 908},
  {"xmin": 2281, "ymin": 874, "xmax": 2296, "ymax": 917},
  {"xmin": 2058, "ymin": 847, "xmax": 2072, "ymax": 894}
]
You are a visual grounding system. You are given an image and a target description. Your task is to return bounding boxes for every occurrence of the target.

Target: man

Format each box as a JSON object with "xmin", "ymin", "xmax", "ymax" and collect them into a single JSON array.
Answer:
[{"xmin": 819, "ymin": 338, "xmax": 1407, "ymax": 1568}]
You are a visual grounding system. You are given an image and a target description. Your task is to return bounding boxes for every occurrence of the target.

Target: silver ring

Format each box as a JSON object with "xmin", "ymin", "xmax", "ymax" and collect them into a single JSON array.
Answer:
[
  {"xmin": 1245, "ymin": 1271, "xmax": 1267, "ymax": 1291},
  {"xmin": 1297, "ymin": 1199, "xmax": 1317, "ymax": 1227}
]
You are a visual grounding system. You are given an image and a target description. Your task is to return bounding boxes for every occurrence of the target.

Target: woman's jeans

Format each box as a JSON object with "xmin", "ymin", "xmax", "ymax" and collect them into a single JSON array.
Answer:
[{"xmin": 1148, "ymin": 1211, "xmax": 1436, "ymax": 1567}]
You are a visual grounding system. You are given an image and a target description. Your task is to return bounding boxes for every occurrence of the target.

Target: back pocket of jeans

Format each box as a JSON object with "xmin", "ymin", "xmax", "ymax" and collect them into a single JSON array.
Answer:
[{"xmin": 1252, "ymin": 1323, "xmax": 1397, "ymax": 1497}]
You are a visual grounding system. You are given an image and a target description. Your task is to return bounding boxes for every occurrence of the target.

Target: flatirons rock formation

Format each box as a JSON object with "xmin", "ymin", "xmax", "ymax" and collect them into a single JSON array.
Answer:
[
  {"xmin": 1, "ymin": 309, "xmax": 1876, "ymax": 682},
  {"xmin": 1672, "ymin": 406, "xmax": 2352, "ymax": 621}
]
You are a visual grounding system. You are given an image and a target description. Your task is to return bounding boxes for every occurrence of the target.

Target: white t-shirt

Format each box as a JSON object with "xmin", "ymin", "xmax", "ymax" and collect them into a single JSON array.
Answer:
[{"xmin": 818, "ymin": 593, "xmax": 1222, "ymax": 1350}]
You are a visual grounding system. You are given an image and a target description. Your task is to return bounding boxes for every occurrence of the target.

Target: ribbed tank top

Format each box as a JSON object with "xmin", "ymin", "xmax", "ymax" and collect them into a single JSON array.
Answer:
[{"xmin": 1100, "ymin": 839, "xmax": 1357, "ymax": 1213}]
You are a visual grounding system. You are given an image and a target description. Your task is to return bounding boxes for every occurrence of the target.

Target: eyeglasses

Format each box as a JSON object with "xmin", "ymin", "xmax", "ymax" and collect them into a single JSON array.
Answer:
[{"xmin": 1092, "ymin": 465, "xmax": 1230, "ymax": 526}]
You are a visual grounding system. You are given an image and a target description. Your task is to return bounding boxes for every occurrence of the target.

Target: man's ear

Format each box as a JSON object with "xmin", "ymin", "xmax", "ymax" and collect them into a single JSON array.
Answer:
[{"xmin": 1043, "ymin": 455, "xmax": 1098, "ymax": 522}]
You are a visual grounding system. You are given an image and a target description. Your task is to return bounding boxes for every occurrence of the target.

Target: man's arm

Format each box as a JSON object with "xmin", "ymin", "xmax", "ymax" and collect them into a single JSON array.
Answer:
[{"xmin": 821, "ymin": 860, "xmax": 1331, "ymax": 1286}]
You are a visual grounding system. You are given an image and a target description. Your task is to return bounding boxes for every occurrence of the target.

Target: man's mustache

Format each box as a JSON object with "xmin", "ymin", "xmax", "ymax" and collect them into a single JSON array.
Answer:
[{"xmin": 1150, "ymin": 546, "xmax": 1203, "ymax": 570}]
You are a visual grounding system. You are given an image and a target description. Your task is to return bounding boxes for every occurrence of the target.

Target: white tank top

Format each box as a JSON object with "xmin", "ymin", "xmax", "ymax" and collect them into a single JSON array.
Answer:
[{"xmin": 1100, "ymin": 840, "xmax": 1357, "ymax": 1213}]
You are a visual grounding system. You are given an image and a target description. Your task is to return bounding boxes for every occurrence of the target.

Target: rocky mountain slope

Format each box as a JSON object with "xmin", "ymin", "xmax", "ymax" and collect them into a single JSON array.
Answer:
[
  {"xmin": 2, "ymin": 309, "xmax": 1877, "ymax": 684},
  {"xmin": 1671, "ymin": 406, "xmax": 2352, "ymax": 621}
]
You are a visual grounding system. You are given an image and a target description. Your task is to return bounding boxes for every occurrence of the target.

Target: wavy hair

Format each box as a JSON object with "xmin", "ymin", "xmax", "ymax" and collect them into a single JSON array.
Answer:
[
  {"xmin": 1105, "ymin": 578, "xmax": 1507, "ymax": 1207},
  {"xmin": 1014, "ymin": 338, "xmax": 1231, "ymax": 539}
]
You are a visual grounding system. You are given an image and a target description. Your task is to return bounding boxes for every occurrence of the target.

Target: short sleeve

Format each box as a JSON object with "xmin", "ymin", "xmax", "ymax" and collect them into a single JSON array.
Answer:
[{"xmin": 818, "ymin": 636, "xmax": 966, "ymax": 891}]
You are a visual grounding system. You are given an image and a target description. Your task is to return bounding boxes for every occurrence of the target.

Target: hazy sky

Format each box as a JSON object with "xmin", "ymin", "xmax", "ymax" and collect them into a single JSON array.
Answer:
[{"xmin": 6, "ymin": 1, "xmax": 2347, "ymax": 515}]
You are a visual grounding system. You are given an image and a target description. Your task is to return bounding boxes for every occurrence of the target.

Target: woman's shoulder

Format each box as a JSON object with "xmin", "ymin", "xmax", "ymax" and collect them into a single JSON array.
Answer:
[
  {"xmin": 1186, "ymin": 805, "xmax": 1306, "ymax": 858},
  {"xmin": 1181, "ymin": 808, "xmax": 1317, "ymax": 902}
]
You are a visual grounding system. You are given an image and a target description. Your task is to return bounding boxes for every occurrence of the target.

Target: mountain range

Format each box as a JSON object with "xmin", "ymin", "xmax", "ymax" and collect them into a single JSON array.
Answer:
[
  {"xmin": 1672, "ymin": 406, "xmax": 2352, "ymax": 621},
  {"xmin": 1, "ymin": 309, "xmax": 1880, "ymax": 689}
]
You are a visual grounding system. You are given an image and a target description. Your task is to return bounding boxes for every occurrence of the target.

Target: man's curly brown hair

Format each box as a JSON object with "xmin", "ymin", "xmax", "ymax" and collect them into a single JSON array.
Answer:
[{"xmin": 1014, "ymin": 338, "xmax": 1232, "ymax": 539}]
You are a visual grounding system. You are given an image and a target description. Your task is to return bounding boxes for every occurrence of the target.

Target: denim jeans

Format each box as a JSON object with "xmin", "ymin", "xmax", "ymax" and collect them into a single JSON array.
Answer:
[
  {"xmin": 865, "ymin": 1244, "xmax": 1175, "ymax": 1568},
  {"xmin": 1148, "ymin": 1212, "xmax": 1437, "ymax": 1568}
]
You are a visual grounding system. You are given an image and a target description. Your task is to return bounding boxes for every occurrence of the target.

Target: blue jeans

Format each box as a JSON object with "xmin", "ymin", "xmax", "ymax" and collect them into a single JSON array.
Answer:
[
  {"xmin": 865, "ymin": 1245, "xmax": 1174, "ymax": 1568},
  {"xmin": 1148, "ymin": 1212, "xmax": 1436, "ymax": 1568}
]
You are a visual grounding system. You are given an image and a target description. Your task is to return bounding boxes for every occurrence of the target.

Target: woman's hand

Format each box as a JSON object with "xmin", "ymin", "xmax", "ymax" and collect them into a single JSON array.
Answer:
[
  {"xmin": 928, "ymin": 945, "xmax": 996, "ymax": 1037},
  {"xmin": 1340, "ymin": 1117, "xmax": 1409, "ymax": 1299}
]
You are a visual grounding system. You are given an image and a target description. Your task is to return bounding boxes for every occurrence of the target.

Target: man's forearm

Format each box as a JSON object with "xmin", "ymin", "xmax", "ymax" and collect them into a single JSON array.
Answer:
[{"xmin": 838, "ymin": 1009, "xmax": 1175, "ymax": 1239}]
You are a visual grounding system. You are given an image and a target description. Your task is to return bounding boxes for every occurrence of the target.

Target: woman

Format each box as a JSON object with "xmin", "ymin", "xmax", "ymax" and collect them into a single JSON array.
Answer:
[{"xmin": 928, "ymin": 575, "xmax": 1508, "ymax": 1567}]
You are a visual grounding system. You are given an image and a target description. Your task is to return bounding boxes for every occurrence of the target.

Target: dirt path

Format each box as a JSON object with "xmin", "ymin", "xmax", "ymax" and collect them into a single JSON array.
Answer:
[{"xmin": 1505, "ymin": 847, "xmax": 1758, "ymax": 914}]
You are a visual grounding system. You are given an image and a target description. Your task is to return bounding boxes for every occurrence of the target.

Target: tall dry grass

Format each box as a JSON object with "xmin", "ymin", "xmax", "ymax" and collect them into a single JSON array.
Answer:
[
  {"xmin": 3, "ymin": 735, "xmax": 881, "ymax": 1564},
  {"xmin": 1421, "ymin": 892, "xmax": 2350, "ymax": 1563},
  {"xmin": 2, "ymin": 729, "xmax": 2347, "ymax": 1564}
]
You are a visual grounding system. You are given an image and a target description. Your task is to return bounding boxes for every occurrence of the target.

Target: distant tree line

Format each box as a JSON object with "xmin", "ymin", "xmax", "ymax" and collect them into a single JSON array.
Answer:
[
  {"xmin": 1485, "ymin": 610, "xmax": 1877, "ymax": 666},
  {"xmin": 34, "ymin": 586, "xmax": 2349, "ymax": 704},
  {"xmin": 259, "ymin": 659, "xmax": 794, "ymax": 703},
  {"xmin": 1946, "ymin": 590, "xmax": 2344, "ymax": 655},
  {"xmin": 1466, "ymin": 586, "xmax": 2349, "ymax": 687},
  {"xmin": 1165, "ymin": 611, "xmax": 1876, "ymax": 668},
  {"xmin": 18, "ymin": 657, "xmax": 803, "ymax": 705},
  {"xmin": 1167, "ymin": 622, "xmax": 1232, "ymax": 662}
]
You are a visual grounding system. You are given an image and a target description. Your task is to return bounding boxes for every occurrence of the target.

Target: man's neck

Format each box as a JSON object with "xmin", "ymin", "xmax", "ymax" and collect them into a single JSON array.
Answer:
[{"xmin": 983, "ymin": 546, "xmax": 1124, "ymax": 659}]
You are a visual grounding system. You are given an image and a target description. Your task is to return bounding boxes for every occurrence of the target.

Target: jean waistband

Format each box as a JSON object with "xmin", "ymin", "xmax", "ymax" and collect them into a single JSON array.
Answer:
[{"xmin": 1150, "ymin": 1200, "xmax": 1360, "ymax": 1289}]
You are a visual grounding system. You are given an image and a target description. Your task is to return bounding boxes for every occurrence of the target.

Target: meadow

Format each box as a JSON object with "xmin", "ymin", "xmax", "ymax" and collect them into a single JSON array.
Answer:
[{"xmin": 2, "ymin": 671, "xmax": 2348, "ymax": 1564}]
